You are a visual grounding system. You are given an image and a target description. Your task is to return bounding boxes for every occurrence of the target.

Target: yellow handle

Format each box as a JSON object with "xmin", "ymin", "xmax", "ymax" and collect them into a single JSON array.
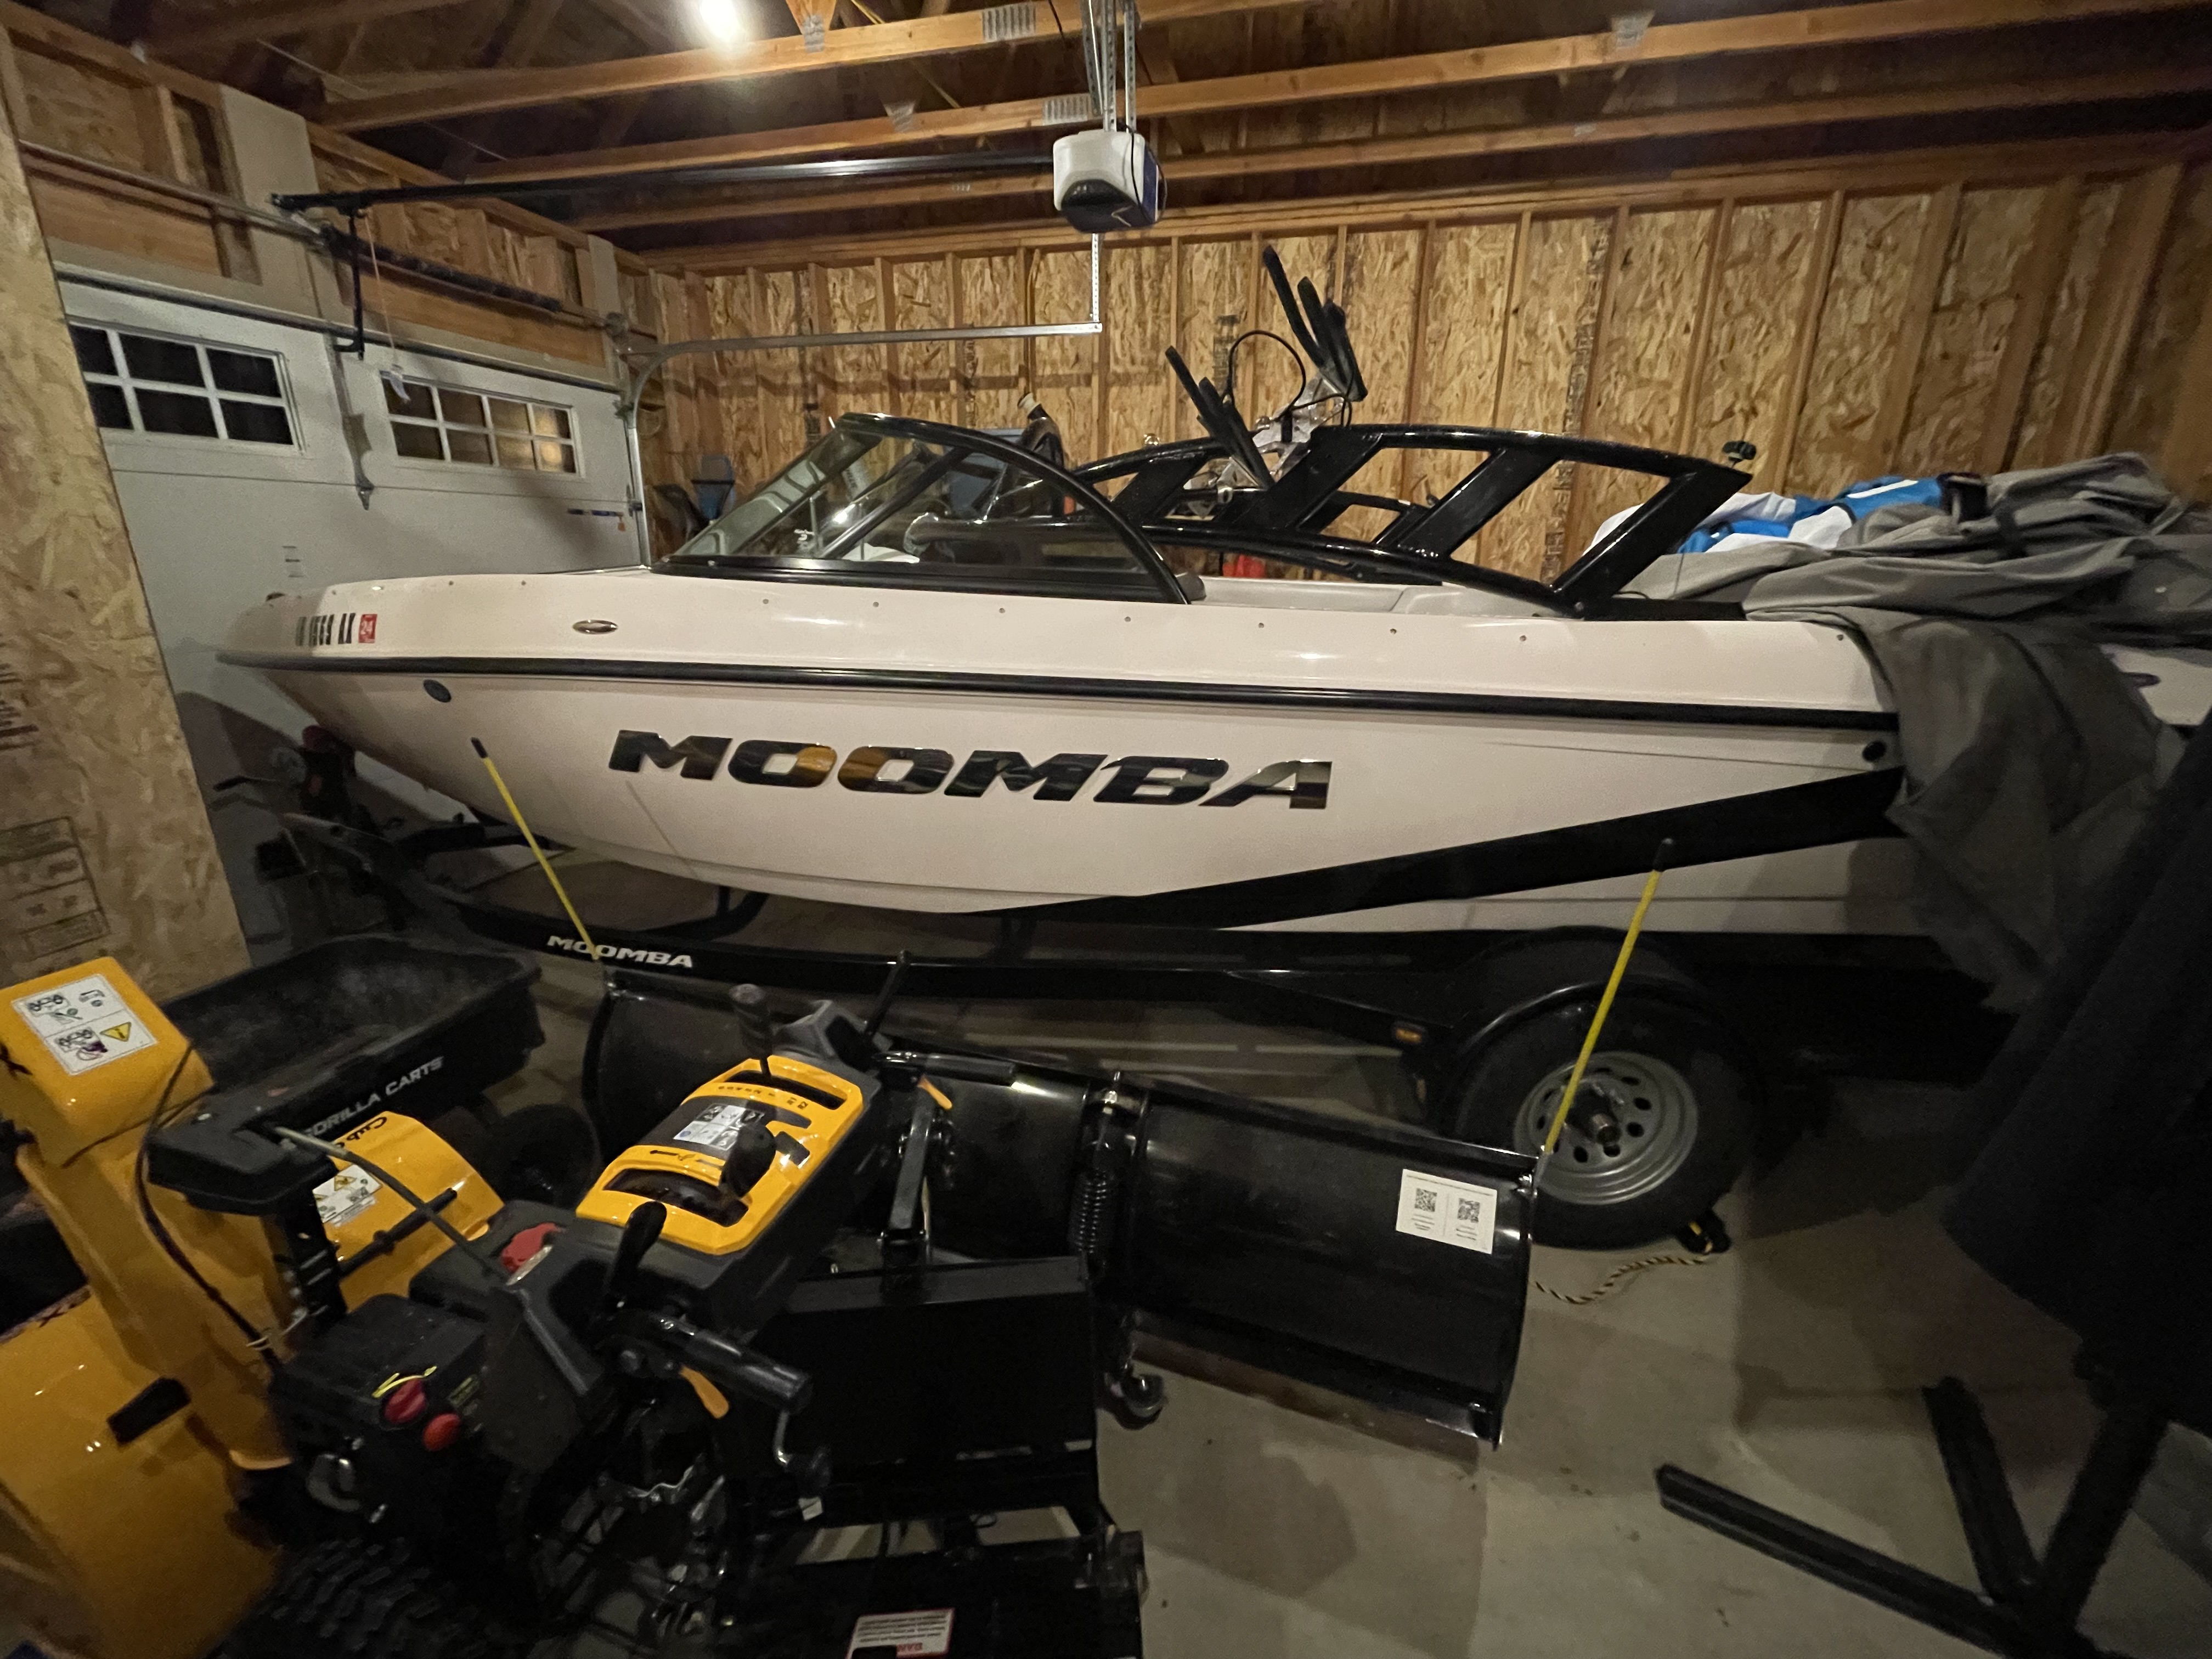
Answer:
[{"xmin": 1540, "ymin": 859, "xmax": 1667, "ymax": 1158}]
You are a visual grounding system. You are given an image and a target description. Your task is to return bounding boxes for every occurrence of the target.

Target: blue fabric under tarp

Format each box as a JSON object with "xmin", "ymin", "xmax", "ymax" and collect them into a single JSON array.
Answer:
[{"xmin": 1671, "ymin": 475, "xmax": 1947, "ymax": 555}]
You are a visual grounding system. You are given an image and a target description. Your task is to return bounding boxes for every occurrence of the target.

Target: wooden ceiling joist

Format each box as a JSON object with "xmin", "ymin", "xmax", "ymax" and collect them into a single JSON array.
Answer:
[
  {"xmin": 465, "ymin": 0, "xmax": 2205, "ymax": 184},
  {"xmin": 320, "ymin": 0, "xmax": 1309, "ymax": 131},
  {"xmin": 656, "ymin": 129, "xmax": 2191, "ymax": 269},
  {"xmin": 591, "ymin": 61, "xmax": 2212, "ymax": 235},
  {"xmin": 149, "ymin": 0, "xmax": 473, "ymax": 53}
]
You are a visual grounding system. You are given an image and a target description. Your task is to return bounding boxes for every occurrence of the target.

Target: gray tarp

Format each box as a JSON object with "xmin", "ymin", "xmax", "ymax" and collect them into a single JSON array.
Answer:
[{"xmin": 1624, "ymin": 454, "xmax": 2212, "ymax": 1007}]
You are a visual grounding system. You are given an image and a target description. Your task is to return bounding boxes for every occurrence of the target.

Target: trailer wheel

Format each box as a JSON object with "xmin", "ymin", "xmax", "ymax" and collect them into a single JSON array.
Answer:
[{"xmin": 1443, "ymin": 997, "xmax": 1754, "ymax": 1250}]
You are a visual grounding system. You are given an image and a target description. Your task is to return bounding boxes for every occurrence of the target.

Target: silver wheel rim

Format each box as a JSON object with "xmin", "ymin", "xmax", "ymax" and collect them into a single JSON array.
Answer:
[{"xmin": 1511, "ymin": 1050, "xmax": 1700, "ymax": 1206}]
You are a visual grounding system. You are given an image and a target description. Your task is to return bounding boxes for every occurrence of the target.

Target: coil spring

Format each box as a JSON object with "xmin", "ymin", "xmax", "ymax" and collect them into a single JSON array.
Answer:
[{"xmin": 1071, "ymin": 1170, "xmax": 1113, "ymax": 1257}]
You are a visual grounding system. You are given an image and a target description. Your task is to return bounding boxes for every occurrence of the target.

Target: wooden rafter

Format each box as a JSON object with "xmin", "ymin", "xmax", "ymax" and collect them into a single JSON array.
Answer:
[
  {"xmin": 322, "ymin": 0, "xmax": 1308, "ymax": 131},
  {"xmin": 652, "ymin": 129, "xmax": 2190, "ymax": 270},
  {"xmin": 579, "ymin": 61, "xmax": 2212, "ymax": 234},
  {"xmin": 149, "ymin": 0, "xmax": 473, "ymax": 53},
  {"xmin": 470, "ymin": 0, "xmax": 2211, "ymax": 184}
]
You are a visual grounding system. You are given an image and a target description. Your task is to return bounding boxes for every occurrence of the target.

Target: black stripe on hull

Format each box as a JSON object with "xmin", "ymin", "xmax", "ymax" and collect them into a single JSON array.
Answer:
[
  {"xmin": 1035, "ymin": 768, "xmax": 1905, "ymax": 928},
  {"xmin": 221, "ymin": 652, "xmax": 1898, "ymax": 733}
]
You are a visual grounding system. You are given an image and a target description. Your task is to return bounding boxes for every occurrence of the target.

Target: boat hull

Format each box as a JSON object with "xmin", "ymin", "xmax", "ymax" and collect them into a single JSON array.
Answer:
[{"xmin": 223, "ymin": 568, "xmax": 1940, "ymax": 934}]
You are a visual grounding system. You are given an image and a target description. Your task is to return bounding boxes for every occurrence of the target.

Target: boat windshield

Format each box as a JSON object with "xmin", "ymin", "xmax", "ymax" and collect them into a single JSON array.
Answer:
[{"xmin": 670, "ymin": 422, "xmax": 1154, "ymax": 589}]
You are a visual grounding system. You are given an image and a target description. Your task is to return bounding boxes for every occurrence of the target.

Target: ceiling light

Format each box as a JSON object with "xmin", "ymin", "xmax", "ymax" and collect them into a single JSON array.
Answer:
[{"xmin": 697, "ymin": 0, "xmax": 743, "ymax": 44}]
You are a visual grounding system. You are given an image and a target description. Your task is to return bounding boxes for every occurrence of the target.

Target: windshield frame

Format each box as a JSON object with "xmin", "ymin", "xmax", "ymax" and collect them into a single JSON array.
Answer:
[
  {"xmin": 1079, "ymin": 424, "xmax": 1748, "ymax": 608},
  {"xmin": 665, "ymin": 413, "xmax": 1190, "ymax": 605}
]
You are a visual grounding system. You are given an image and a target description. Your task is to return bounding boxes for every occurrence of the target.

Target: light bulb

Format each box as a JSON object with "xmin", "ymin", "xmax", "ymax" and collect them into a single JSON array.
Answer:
[{"xmin": 697, "ymin": 0, "xmax": 742, "ymax": 44}]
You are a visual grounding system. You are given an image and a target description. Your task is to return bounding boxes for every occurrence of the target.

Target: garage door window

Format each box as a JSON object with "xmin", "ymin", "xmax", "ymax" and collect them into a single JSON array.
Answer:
[
  {"xmin": 70, "ymin": 325, "xmax": 295, "ymax": 447},
  {"xmin": 383, "ymin": 376, "xmax": 578, "ymax": 473}
]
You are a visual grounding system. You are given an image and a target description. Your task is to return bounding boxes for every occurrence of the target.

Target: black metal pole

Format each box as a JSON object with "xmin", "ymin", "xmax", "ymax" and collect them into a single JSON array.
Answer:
[
  {"xmin": 346, "ymin": 208, "xmax": 365, "ymax": 358},
  {"xmin": 269, "ymin": 149, "xmax": 1054, "ymax": 215},
  {"xmin": 2023, "ymin": 1388, "xmax": 2170, "ymax": 1636}
]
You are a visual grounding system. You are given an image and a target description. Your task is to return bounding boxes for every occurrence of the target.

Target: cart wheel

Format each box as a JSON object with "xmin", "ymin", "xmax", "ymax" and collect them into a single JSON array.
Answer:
[
  {"xmin": 220, "ymin": 1537, "xmax": 526, "ymax": 1658},
  {"xmin": 1443, "ymin": 996, "xmax": 1755, "ymax": 1250}
]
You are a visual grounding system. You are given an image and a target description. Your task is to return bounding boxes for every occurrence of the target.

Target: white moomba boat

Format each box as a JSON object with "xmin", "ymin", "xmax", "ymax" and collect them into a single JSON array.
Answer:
[
  {"xmin": 222, "ymin": 405, "xmax": 2118, "ymax": 940},
  {"xmin": 226, "ymin": 250, "xmax": 2210, "ymax": 943}
]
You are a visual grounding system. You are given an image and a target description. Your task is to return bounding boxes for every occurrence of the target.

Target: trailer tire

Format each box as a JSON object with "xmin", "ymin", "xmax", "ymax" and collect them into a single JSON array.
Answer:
[
  {"xmin": 1443, "ymin": 995, "xmax": 1754, "ymax": 1251},
  {"xmin": 220, "ymin": 1537, "xmax": 526, "ymax": 1659}
]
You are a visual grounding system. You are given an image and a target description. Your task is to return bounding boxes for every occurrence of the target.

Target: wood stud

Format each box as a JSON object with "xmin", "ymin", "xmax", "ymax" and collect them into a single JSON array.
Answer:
[
  {"xmin": 1862, "ymin": 180, "xmax": 1962, "ymax": 479},
  {"xmin": 1767, "ymin": 190, "xmax": 1847, "ymax": 493},
  {"xmin": 2058, "ymin": 162, "xmax": 2182, "ymax": 459},
  {"xmin": 1977, "ymin": 175, "xmax": 2083, "ymax": 475}
]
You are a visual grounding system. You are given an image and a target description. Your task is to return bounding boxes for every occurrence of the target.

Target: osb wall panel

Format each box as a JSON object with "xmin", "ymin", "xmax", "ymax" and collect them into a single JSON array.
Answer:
[
  {"xmin": 347, "ymin": 261, "xmax": 605, "ymax": 364},
  {"xmin": 1410, "ymin": 220, "xmax": 1517, "ymax": 427},
  {"xmin": 307, "ymin": 148, "xmax": 585, "ymax": 326},
  {"xmin": 1684, "ymin": 199, "xmax": 1824, "ymax": 482},
  {"xmin": 703, "ymin": 272, "xmax": 767, "ymax": 487},
  {"xmin": 1030, "ymin": 246, "xmax": 1099, "ymax": 461},
  {"xmin": 1791, "ymin": 192, "xmax": 1936, "ymax": 495},
  {"xmin": 647, "ymin": 146, "xmax": 2212, "ymax": 565},
  {"xmin": 15, "ymin": 43, "xmax": 138, "ymax": 167},
  {"xmin": 27, "ymin": 171, "xmax": 224, "ymax": 274},
  {"xmin": 1330, "ymin": 227, "xmax": 1421, "ymax": 539},
  {"xmin": 818, "ymin": 262, "xmax": 888, "ymax": 417},
  {"xmin": 889, "ymin": 256, "xmax": 955, "ymax": 426},
  {"xmin": 2108, "ymin": 163, "xmax": 2212, "ymax": 458},
  {"xmin": 957, "ymin": 251, "xmax": 1023, "ymax": 430},
  {"xmin": 1240, "ymin": 233, "xmax": 1333, "ymax": 428},
  {"xmin": 1175, "ymin": 238, "xmax": 1250, "ymax": 441},
  {"xmin": 0, "ymin": 101, "xmax": 246, "ymax": 995},
  {"xmin": 1103, "ymin": 241, "xmax": 1174, "ymax": 459},
  {"xmin": 1897, "ymin": 185, "xmax": 2047, "ymax": 476},
  {"xmin": 1342, "ymin": 228, "xmax": 1421, "ymax": 426},
  {"xmin": 753, "ymin": 268, "xmax": 809, "ymax": 467},
  {"xmin": 1570, "ymin": 205, "xmax": 1720, "ymax": 554},
  {"xmin": 1483, "ymin": 214, "xmax": 1604, "ymax": 579},
  {"xmin": 2015, "ymin": 180, "xmax": 2122, "ymax": 467}
]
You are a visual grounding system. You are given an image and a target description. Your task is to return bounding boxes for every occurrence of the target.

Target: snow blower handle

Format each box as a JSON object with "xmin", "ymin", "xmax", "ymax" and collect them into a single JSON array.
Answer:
[{"xmin": 619, "ymin": 1309, "xmax": 814, "ymax": 1415}]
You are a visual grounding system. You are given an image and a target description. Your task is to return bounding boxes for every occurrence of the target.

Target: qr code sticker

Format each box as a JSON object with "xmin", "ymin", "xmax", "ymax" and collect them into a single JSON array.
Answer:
[{"xmin": 1395, "ymin": 1168, "xmax": 1497, "ymax": 1254}]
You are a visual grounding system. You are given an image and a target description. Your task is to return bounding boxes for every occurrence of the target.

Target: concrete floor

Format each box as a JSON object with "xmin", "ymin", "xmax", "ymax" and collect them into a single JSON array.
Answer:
[{"xmin": 500, "ymin": 929, "xmax": 2212, "ymax": 1659}]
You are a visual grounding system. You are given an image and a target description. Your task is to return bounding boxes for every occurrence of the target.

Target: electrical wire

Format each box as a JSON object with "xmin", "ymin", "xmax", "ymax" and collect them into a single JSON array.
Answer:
[
  {"xmin": 1221, "ymin": 328, "xmax": 1305, "ymax": 415},
  {"xmin": 132, "ymin": 1041, "xmax": 285, "ymax": 1374},
  {"xmin": 268, "ymin": 1125, "xmax": 505, "ymax": 1283}
]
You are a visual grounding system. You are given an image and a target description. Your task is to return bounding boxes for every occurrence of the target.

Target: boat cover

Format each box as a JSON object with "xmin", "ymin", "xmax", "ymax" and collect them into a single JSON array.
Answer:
[{"xmin": 1628, "ymin": 453, "xmax": 2212, "ymax": 1007}]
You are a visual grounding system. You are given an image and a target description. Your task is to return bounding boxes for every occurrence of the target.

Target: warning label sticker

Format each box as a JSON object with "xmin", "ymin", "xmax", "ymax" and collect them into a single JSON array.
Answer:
[
  {"xmin": 846, "ymin": 1608, "xmax": 953, "ymax": 1658},
  {"xmin": 315, "ymin": 1166, "xmax": 383, "ymax": 1228},
  {"xmin": 1395, "ymin": 1169, "xmax": 1497, "ymax": 1255},
  {"xmin": 674, "ymin": 1102, "xmax": 762, "ymax": 1155},
  {"xmin": 10, "ymin": 972, "xmax": 154, "ymax": 1074}
]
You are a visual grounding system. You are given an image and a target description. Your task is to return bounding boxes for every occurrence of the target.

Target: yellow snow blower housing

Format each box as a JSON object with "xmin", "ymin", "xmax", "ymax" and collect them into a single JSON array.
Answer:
[{"xmin": 0, "ymin": 955, "xmax": 499, "ymax": 1659}]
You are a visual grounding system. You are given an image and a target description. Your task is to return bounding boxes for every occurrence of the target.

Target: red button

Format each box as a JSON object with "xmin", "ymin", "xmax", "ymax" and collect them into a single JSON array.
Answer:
[
  {"xmin": 420, "ymin": 1412, "xmax": 464, "ymax": 1452},
  {"xmin": 499, "ymin": 1222, "xmax": 562, "ymax": 1274},
  {"xmin": 381, "ymin": 1377, "xmax": 428, "ymax": 1427}
]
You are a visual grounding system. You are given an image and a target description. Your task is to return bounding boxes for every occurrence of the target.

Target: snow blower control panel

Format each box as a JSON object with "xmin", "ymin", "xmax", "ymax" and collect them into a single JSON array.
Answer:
[
  {"xmin": 581, "ymin": 1054, "xmax": 871, "ymax": 1249},
  {"xmin": 572, "ymin": 1047, "xmax": 895, "ymax": 1328}
]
